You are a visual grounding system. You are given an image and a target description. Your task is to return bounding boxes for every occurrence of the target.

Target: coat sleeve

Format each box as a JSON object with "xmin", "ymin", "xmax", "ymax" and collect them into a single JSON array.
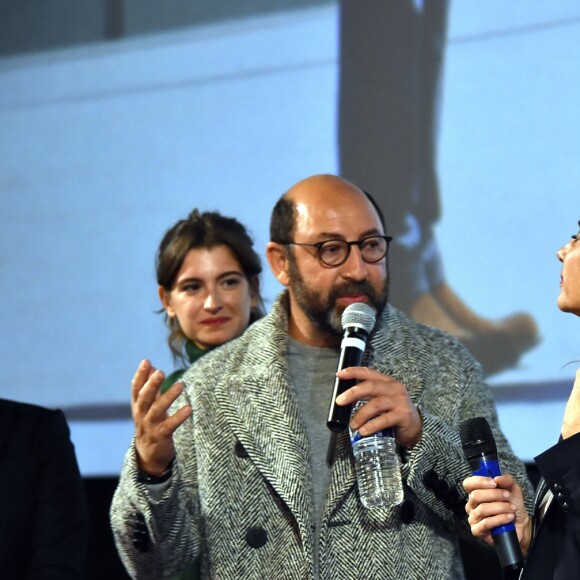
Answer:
[
  {"xmin": 404, "ymin": 351, "xmax": 534, "ymax": 537},
  {"xmin": 110, "ymin": 393, "xmax": 201, "ymax": 579}
]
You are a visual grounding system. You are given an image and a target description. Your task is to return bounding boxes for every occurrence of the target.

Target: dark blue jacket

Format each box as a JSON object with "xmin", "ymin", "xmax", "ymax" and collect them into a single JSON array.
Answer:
[{"xmin": 0, "ymin": 398, "xmax": 88, "ymax": 578}]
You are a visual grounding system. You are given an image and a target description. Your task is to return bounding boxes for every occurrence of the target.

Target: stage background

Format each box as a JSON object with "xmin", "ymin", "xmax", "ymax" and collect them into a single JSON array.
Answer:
[{"xmin": 1, "ymin": 1, "xmax": 579, "ymax": 476}]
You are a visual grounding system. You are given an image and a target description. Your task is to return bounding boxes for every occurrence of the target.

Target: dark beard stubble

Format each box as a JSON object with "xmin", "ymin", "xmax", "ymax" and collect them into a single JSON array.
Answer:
[{"xmin": 286, "ymin": 252, "xmax": 389, "ymax": 336}]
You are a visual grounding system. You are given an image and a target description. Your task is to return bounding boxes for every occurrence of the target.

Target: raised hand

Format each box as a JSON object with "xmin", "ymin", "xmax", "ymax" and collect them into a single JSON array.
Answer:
[{"xmin": 131, "ymin": 359, "xmax": 193, "ymax": 475}]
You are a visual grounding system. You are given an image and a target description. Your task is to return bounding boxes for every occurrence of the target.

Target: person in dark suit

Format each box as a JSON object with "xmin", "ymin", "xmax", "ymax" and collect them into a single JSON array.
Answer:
[
  {"xmin": 463, "ymin": 221, "xmax": 580, "ymax": 578},
  {"xmin": 0, "ymin": 398, "xmax": 89, "ymax": 579}
]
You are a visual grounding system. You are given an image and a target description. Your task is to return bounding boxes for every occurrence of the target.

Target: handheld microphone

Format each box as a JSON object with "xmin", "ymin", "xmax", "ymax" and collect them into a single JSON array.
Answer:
[
  {"xmin": 459, "ymin": 417, "xmax": 524, "ymax": 579},
  {"xmin": 327, "ymin": 302, "xmax": 376, "ymax": 433}
]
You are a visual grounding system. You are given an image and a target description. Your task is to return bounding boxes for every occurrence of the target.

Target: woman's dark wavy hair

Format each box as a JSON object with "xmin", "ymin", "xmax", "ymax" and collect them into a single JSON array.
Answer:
[{"xmin": 156, "ymin": 209, "xmax": 265, "ymax": 362}]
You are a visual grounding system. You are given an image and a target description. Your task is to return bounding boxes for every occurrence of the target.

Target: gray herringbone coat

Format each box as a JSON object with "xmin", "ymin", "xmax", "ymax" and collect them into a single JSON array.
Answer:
[{"xmin": 111, "ymin": 294, "xmax": 533, "ymax": 579}]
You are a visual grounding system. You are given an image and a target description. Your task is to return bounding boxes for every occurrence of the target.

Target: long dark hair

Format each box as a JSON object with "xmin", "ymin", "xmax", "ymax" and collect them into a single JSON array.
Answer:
[{"xmin": 156, "ymin": 209, "xmax": 265, "ymax": 361}]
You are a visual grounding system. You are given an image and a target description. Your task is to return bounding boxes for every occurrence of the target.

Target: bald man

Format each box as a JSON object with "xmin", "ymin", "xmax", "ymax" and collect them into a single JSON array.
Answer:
[{"xmin": 111, "ymin": 175, "xmax": 532, "ymax": 579}]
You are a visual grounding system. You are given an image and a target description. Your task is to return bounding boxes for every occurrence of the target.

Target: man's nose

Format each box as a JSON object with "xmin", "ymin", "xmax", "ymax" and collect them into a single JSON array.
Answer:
[{"xmin": 340, "ymin": 245, "xmax": 368, "ymax": 280}]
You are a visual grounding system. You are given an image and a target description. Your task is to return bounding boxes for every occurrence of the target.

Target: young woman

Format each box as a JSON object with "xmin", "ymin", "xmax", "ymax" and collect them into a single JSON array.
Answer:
[
  {"xmin": 463, "ymin": 221, "xmax": 580, "ymax": 579},
  {"xmin": 132, "ymin": 209, "xmax": 265, "ymax": 580}
]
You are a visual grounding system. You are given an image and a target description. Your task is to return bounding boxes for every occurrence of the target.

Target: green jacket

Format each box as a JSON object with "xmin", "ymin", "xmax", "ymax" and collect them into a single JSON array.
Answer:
[{"xmin": 160, "ymin": 341, "xmax": 209, "ymax": 394}]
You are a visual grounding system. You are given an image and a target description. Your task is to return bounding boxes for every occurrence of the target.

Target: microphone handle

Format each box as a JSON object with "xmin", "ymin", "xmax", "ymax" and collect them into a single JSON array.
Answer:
[
  {"xmin": 467, "ymin": 453, "xmax": 524, "ymax": 575},
  {"xmin": 499, "ymin": 555, "xmax": 524, "ymax": 580},
  {"xmin": 327, "ymin": 342, "xmax": 364, "ymax": 433}
]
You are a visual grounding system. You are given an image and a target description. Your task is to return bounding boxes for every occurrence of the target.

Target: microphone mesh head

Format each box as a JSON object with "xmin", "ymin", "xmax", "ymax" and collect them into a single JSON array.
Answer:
[
  {"xmin": 459, "ymin": 417, "xmax": 497, "ymax": 457},
  {"xmin": 341, "ymin": 303, "xmax": 376, "ymax": 334}
]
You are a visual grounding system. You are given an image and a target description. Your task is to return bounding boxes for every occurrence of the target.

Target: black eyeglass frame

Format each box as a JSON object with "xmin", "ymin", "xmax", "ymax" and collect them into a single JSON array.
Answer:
[{"xmin": 284, "ymin": 235, "xmax": 392, "ymax": 267}]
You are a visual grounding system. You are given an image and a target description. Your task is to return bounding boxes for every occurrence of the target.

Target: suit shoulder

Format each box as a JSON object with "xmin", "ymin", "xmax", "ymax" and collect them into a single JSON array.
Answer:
[{"xmin": 0, "ymin": 398, "xmax": 65, "ymax": 423}]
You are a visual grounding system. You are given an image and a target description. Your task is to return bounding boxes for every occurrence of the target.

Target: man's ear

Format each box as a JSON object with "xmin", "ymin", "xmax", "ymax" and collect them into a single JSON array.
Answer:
[
  {"xmin": 158, "ymin": 286, "xmax": 176, "ymax": 317},
  {"xmin": 266, "ymin": 242, "xmax": 290, "ymax": 286}
]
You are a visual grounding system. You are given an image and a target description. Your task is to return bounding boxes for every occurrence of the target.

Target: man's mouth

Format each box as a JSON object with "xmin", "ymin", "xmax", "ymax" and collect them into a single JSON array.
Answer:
[{"xmin": 336, "ymin": 294, "xmax": 368, "ymax": 306}]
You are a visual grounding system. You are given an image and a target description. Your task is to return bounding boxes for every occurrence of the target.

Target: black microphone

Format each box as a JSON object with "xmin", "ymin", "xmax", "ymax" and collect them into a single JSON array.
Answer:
[
  {"xmin": 459, "ymin": 417, "xmax": 524, "ymax": 579},
  {"xmin": 327, "ymin": 302, "xmax": 376, "ymax": 433}
]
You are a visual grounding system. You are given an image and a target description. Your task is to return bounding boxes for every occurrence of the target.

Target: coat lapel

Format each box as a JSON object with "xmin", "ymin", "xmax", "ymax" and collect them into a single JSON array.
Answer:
[
  {"xmin": 325, "ymin": 432, "xmax": 357, "ymax": 514},
  {"xmin": 212, "ymin": 300, "xmax": 314, "ymax": 545}
]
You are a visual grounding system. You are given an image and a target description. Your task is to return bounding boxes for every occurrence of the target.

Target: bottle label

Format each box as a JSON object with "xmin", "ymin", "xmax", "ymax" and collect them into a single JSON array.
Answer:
[{"xmin": 350, "ymin": 426, "xmax": 395, "ymax": 445}]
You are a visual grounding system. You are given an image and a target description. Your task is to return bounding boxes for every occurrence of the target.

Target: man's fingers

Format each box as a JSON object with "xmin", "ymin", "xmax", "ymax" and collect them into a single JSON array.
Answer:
[
  {"xmin": 335, "ymin": 372, "xmax": 399, "ymax": 407},
  {"xmin": 346, "ymin": 389, "xmax": 407, "ymax": 428},
  {"xmin": 131, "ymin": 360, "xmax": 160, "ymax": 410},
  {"xmin": 335, "ymin": 367, "xmax": 397, "ymax": 397},
  {"xmin": 334, "ymin": 370, "xmax": 421, "ymax": 447},
  {"xmin": 349, "ymin": 397, "xmax": 393, "ymax": 431}
]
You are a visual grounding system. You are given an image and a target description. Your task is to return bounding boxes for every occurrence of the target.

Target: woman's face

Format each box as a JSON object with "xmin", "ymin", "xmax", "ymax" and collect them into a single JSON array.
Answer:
[
  {"xmin": 159, "ymin": 245, "xmax": 257, "ymax": 350},
  {"xmin": 557, "ymin": 223, "xmax": 580, "ymax": 316}
]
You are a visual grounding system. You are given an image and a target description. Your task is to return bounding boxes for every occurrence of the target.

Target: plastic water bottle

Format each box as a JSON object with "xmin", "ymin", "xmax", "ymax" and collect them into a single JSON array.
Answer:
[{"xmin": 350, "ymin": 399, "xmax": 404, "ymax": 509}]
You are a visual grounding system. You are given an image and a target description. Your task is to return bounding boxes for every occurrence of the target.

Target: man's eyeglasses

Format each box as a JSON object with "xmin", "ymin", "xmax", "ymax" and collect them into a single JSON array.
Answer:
[{"xmin": 284, "ymin": 235, "xmax": 392, "ymax": 267}]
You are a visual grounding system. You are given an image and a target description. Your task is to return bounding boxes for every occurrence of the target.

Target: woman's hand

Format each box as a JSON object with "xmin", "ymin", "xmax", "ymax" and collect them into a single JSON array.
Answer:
[
  {"xmin": 131, "ymin": 359, "xmax": 193, "ymax": 475},
  {"xmin": 464, "ymin": 473, "xmax": 532, "ymax": 556}
]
